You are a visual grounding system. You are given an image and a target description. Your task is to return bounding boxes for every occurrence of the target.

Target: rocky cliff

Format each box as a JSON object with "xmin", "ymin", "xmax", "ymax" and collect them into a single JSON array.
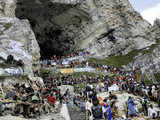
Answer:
[
  {"xmin": 0, "ymin": 0, "xmax": 40, "ymax": 76},
  {"xmin": 15, "ymin": 0, "xmax": 154, "ymax": 58},
  {"xmin": 126, "ymin": 19, "xmax": 160, "ymax": 82}
]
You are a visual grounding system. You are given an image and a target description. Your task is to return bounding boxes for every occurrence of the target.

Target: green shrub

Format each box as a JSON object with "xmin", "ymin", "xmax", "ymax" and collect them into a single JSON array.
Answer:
[
  {"xmin": 154, "ymin": 73, "xmax": 160, "ymax": 83},
  {"xmin": 88, "ymin": 42, "xmax": 160, "ymax": 68},
  {"xmin": 88, "ymin": 49, "xmax": 141, "ymax": 67},
  {"xmin": 3, "ymin": 23, "xmax": 12, "ymax": 30},
  {"xmin": 40, "ymin": 68, "xmax": 58, "ymax": 78}
]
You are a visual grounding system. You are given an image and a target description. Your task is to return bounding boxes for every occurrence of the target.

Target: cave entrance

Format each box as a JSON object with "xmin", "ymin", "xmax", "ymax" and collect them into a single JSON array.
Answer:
[{"xmin": 15, "ymin": 0, "xmax": 89, "ymax": 60}]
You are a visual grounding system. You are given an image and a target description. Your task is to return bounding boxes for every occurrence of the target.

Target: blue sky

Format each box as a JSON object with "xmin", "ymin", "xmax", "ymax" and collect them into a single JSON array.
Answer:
[
  {"xmin": 129, "ymin": 0, "xmax": 160, "ymax": 12},
  {"xmin": 129, "ymin": 0, "xmax": 160, "ymax": 24}
]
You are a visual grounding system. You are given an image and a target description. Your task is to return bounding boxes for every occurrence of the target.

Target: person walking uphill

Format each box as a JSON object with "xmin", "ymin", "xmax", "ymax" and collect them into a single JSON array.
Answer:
[
  {"xmin": 91, "ymin": 99, "xmax": 103, "ymax": 120},
  {"xmin": 102, "ymin": 100, "xmax": 112, "ymax": 120},
  {"xmin": 141, "ymin": 96, "xmax": 148, "ymax": 116},
  {"xmin": 126, "ymin": 96, "xmax": 136, "ymax": 118}
]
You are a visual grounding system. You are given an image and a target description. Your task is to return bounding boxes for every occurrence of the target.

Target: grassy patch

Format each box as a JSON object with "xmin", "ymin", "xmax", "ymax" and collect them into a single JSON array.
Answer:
[
  {"xmin": 3, "ymin": 23, "xmax": 12, "ymax": 31},
  {"xmin": 40, "ymin": 68, "xmax": 58, "ymax": 78},
  {"xmin": 72, "ymin": 72, "xmax": 103, "ymax": 78},
  {"xmin": 88, "ymin": 43, "xmax": 160, "ymax": 68},
  {"xmin": 154, "ymin": 73, "xmax": 160, "ymax": 83},
  {"xmin": 74, "ymin": 82, "xmax": 86, "ymax": 89},
  {"xmin": 141, "ymin": 44, "xmax": 158, "ymax": 54},
  {"xmin": 143, "ymin": 79, "xmax": 153, "ymax": 85},
  {"xmin": 89, "ymin": 49, "xmax": 141, "ymax": 67},
  {"xmin": 142, "ymin": 74, "xmax": 153, "ymax": 85}
]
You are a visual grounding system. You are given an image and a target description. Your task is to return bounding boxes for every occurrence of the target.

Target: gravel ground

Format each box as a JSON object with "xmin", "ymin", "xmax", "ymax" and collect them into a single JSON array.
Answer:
[
  {"xmin": 0, "ymin": 103, "xmax": 66, "ymax": 120},
  {"xmin": 0, "ymin": 113, "xmax": 65, "ymax": 120},
  {"xmin": 68, "ymin": 102, "xmax": 86, "ymax": 120}
]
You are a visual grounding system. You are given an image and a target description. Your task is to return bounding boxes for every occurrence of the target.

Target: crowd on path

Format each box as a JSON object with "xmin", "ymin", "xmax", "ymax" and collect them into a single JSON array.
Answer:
[
  {"xmin": 85, "ymin": 65, "xmax": 160, "ymax": 120},
  {"xmin": 40, "ymin": 49, "xmax": 90, "ymax": 68},
  {"xmin": 39, "ymin": 49, "xmax": 160, "ymax": 120},
  {"xmin": 1, "ymin": 50, "xmax": 160, "ymax": 120}
]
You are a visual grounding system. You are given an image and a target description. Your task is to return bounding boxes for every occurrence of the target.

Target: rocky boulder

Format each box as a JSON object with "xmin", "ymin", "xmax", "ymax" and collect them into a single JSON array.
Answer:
[
  {"xmin": 0, "ymin": 17, "xmax": 40, "ymax": 76},
  {"xmin": 0, "ymin": 0, "xmax": 40, "ymax": 76}
]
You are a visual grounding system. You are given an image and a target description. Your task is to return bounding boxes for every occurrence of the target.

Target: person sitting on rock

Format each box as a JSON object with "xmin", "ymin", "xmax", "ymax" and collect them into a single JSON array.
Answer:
[
  {"xmin": 16, "ymin": 59, "xmax": 24, "ymax": 67},
  {"xmin": 6, "ymin": 55, "xmax": 14, "ymax": 64}
]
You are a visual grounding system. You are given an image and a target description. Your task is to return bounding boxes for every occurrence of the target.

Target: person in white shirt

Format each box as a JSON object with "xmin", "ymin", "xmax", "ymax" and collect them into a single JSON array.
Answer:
[
  {"xmin": 89, "ymin": 84, "xmax": 93, "ymax": 89},
  {"xmin": 148, "ymin": 104, "xmax": 157, "ymax": 119},
  {"xmin": 86, "ymin": 99, "xmax": 93, "ymax": 118}
]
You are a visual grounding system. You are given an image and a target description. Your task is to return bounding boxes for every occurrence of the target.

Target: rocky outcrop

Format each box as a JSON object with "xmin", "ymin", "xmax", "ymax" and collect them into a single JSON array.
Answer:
[
  {"xmin": 15, "ymin": 0, "xmax": 154, "ymax": 58},
  {"xmin": 126, "ymin": 19, "xmax": 160, "ymax": 82},
  {"xmin": 127, "ymin": 46, "xmax": 160, "ymax": 82},
  {"xmin": 0, "ymin": 0, "xmax": 40, "ymax": 76},
  {"xmin": 0, "ymin": 0, "xmax": 16, "ymax": 17},
  {"xmin": 152, "ymin": 19, "xmax": 160, "ymax": 42},
  {"xmin": 78, "ymin": 0, "xmax": 155, "ymax": 57}
]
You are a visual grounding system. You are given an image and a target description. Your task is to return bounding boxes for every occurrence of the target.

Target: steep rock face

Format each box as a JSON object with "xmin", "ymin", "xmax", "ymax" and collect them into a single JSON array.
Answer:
[
  {"xmin": 127, "ymin": 19, "xmax": 160, "ymax": 81},
  {"xmin": 0, "ymin": 0, "xmax": 40, "ymax": 76},
  {"xmin": 152, "ymin": 19, "xmax": 160, "ymax": 43},
  {"xmin": 15, "ymin": 0, "xmax": 154, "ymax": 58},
  {"xmin": 78, "ymin": 0, "xmax": 155, "ymax": 57},
  {"xmin": 128, "ymin": 46, "xmax": 160, "ymax": 81}
]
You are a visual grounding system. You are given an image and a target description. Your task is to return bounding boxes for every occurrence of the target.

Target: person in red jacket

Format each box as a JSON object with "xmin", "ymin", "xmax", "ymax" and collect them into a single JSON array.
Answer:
[
  {"xmin": 52, "ymin": 96, "xmax": 55, "ymax": 107},
  {"xmin": 46, "ymin": 95, "xmax": 52, "ymax": 104},
  {"xmin": 46, "ymin": 93, "xmax": 55, "ymax": 107}
]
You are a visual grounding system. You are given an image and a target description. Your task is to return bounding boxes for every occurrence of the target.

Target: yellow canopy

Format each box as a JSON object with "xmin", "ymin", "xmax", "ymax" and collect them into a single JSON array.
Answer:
[{"xmin": 60, "ymin": 68, "xmax": 73, "ymax": 74}]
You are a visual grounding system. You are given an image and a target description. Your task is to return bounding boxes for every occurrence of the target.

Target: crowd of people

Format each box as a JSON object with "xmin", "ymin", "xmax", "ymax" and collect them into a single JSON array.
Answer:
[
  {"xmin": 84, "ymin": 65, "xmax": 160, "ymax": 120},
  {"xmin": 1, "ymin": 50, "xmax": 160, "ymax": 120},
  {"xmin": 40, "ymin": 49, "xmax": 90, "ymax": 68},
  {"xmin": 40, "ymin": 49, "xmax": 160, "ymax": 119}
]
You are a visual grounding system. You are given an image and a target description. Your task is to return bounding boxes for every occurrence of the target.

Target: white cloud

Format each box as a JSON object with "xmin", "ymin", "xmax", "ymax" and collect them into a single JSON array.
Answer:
[{"xmin": 141, "ymin": 3, "xmax": 160, "ymax": 25}]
